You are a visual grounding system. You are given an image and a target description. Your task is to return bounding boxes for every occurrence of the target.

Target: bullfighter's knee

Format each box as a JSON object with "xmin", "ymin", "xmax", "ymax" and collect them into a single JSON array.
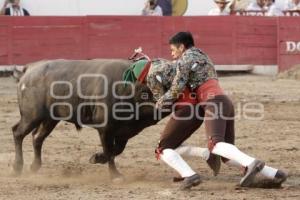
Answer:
[{"xmin": 154, "ymin": 139, "xmax": 179, "ymax": 160}]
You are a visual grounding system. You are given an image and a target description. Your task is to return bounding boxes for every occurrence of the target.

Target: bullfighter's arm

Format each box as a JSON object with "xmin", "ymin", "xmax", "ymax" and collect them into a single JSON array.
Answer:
[{"xmin": 156, "ymin": 55, "xmax": 192, "ymax": 107}]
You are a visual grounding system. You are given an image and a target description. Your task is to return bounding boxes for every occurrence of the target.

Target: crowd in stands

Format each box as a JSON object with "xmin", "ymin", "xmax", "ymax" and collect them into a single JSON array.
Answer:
[
  {"xmin": 208, "ymin": 0, "xmax": 300, "ymax": 16},
  {"xmin": 0, "ymin": 0, "xmax": 29, "ymax": 16},
  {"xmin": 1, "ymin": 0, "xmax": 300, "ymax": 17},
  {"xmin": 142, "ymin": 0, "xmax": 172, "ymax": 16},
  {"xmin": 284, "ymin": 0, "xmax": 300, "ymax": 9},
  {"xmin": 141, "ymin": 0, "xmax": 300, "ymax": 17}
]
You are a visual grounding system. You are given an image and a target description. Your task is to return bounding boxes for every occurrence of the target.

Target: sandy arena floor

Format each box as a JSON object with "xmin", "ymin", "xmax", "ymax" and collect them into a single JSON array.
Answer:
[{"xmin": 0, "ymin": 74, "xmax": 299, "ymax": 200}]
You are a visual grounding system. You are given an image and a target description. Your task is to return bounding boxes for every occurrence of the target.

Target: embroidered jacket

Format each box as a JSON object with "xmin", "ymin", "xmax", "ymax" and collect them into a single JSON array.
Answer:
[
  {"xmin": 146, "ymin": 59, "xmax": 176, "ymax": 101},
  {"xmin": 160, "ymin": 47, "xmax": 218, "ymax": 103}
]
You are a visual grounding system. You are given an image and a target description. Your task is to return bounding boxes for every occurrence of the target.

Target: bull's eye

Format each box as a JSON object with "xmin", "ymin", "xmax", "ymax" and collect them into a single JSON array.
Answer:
[{"xmin": 141, "ymin": 92, "xmax": 149, "ymax": 100}]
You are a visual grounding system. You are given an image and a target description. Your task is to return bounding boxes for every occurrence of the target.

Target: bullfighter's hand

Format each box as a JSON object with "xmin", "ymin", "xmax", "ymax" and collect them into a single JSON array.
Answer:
[{"xmin": 155, "ymin": 97, "xmax": 164, "ymax": 109}]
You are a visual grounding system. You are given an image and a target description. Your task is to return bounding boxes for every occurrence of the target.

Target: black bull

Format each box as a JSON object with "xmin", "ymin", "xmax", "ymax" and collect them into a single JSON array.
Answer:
[{"xmin": 12, "ymin": 59, "xmax": 168, "ymax": 179}]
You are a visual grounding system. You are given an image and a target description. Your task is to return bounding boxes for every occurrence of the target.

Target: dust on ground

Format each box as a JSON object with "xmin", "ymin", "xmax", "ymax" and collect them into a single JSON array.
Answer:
[{"xmin": 0, "ymin": 74, "xmax": 299, "ymax": 200}]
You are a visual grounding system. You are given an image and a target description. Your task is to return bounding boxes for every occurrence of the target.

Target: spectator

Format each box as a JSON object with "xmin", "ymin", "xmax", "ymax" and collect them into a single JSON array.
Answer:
[
  {"xmin": 244, "ymin": 0, "xmax": 265, "ymax": 15},
  {"xmin": 234, "ymin": 0, "xmax": 252, "ymax": 11},
  {"xmin": 284, "ymin": 0, "xmax": 300, "ymax": 10},
  {"xmin": 157, "ymin": 0, "xmax": 172, "ymax": 16},
  {"xmin": 208, "ymin": 0, "xmax": 236, "ymax": 16},
  {"xmin": 264, "ymin": 0, "xmax": 283, "ymax": 16},
  {"xmin": 142, "ymin": 0, "xmax": 163, "ymax": 16},
  {"xmin": 246, "ymin": 0, "xmax": 265, "ymax": 11},
  {"xmin": 0, "ymin": 0, "xmax": 30, "ymax": 16}
]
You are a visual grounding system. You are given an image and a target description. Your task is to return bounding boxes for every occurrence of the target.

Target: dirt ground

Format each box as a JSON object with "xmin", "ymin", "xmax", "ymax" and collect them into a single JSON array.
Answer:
[
  {"xmin": 0, "ymin": 74, "xmax": 299, "ymax": 200},
  {"xmin": 277, "ymin": 65, "xmax": 300, "ymax": 81}
]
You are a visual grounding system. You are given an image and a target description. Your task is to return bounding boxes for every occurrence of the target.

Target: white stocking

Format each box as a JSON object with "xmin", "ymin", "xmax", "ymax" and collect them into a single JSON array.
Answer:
[
  {"xmin": 175, "ymin": 145, "xmax": 210, "ymax": 160},
  {"xmin": 160, "ymin": 149, "xmax": 196, "ymax": 177},
  {"xmin": 223, "ymin": 153, "xmax": 278, "ymax": 179},
  {"xmin": 211, "ymin": 142, "xmax": 255, "ymax": 167}
]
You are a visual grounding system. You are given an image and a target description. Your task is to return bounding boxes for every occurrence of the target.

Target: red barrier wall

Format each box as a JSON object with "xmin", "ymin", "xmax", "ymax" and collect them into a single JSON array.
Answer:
[
  {"xmin": 278, "ymin": 18, "xmax": 300, "ymax": 72},
  {"xmin": 0, "ymin": 17, "xmax": 10, "ymax": 64},
  {"xmin": 84, "ymin": 16, "xmax": 277, "ymax": 65},
  {"xmin": 0, "ymin": 16, "xmax": 297, "ymax": 72}
]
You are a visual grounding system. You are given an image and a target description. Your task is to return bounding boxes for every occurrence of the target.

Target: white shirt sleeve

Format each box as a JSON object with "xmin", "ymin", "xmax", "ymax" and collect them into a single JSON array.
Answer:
[
  {"xmin": 142, "ymin": 5, "xmax": 163, "ymax": 16},
  {"xmin": 266, "ymin": 5, "xmax": 283, "ymax": 16},
  {"xmin": 283, "ymin": 0, "xmax": 291, "ymax": 10},
  {"xmin": 246, "ymin": 2, "xmax": 262, "ymax": 11},
  {"xmin": 154, "ymin": 6, "xmax": 163, "ymax": 16},
  {"xmin": 208, "ymin": 8, "xmax": 229, "ymax": 16},
  {"xmin": 208, "ymin": 8, "xmax": 218, "ymax": 15}
]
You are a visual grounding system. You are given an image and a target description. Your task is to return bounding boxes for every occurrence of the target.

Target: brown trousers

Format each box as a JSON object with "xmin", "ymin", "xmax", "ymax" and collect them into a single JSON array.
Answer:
[
  {"xmin": 158, "ymin": 105, "xmax": 204, "ymax": 150},
  {"xmin": 158, "ymin": 95, "xmax": 235, "ymax": 155},
  {"xmin": 205, "ymin": 95, "xmax": 235, "ymax": 149}
]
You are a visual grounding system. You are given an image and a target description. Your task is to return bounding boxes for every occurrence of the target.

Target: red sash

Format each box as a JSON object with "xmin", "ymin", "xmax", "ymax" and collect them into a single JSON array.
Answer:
[{"xmin": 196, "ymin": 79, "xmax": 224, "ymax": 103}]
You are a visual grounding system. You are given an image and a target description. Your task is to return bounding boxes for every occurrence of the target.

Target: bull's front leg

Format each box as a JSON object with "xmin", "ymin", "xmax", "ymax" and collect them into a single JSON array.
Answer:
[
  {"xmin": 96, "ymin": 130, "xmax": 124, "ymax": 182},
  {"xmin": 107, "ymin": 156, "xmax": 123, "ymax": 182},
  {"xmin": 12, "ymin": 118, "xmax": 38, "ymax": 175},
  {"xmin": 89, "ymin": 138, "xmax": 128, "ymax": 164},
  {"xmin": 89, "ymin": 153, "xmax": 123, "ymax": 182},
  {"xmin": 89, "ymin": 152, "xmax": 109, "ymax": 164}
]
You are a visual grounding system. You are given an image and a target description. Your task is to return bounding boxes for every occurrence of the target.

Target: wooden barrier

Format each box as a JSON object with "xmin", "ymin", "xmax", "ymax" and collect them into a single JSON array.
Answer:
[
  {"xmin": 235, "ymin": 10, "xmax": 267, "ymax": 16},
  {"xmin": 278, "ymin": 17, "xmax": 300, "ymax": 71},
  {"xmin": 0, "ymin": 16, "xmax": 298, "ymax": 72},
  {"xmin": 283, "ymin": 11, "xmax": 300, "ymax": 17}
]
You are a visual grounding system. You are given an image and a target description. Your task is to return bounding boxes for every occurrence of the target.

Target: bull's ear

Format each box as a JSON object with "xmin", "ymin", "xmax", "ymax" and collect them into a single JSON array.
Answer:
[
  {"xmin": 15, "ymin": 65, "xmax": 26, "ymax": 72},
  {"xmin": 12, "ymin": 66, "xmax": 25, "ymax": 82},
  {"xmin": 12, "ymin": 70, "xmax": 21, "ymax": 82}
]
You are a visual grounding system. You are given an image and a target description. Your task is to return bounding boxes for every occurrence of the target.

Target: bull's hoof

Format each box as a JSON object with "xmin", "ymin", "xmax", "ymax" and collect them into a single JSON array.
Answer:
[
  {"xmin": 111, "ymin": 174, "xmax": 125, "ymax": 184},
  {"xmin": 12, "ymin": 162, "xmax": 23, "ymax": 176},
  {"xmin": 30, "ymin": 161, "xmax": 41, "ymax": 173},
  {"xmin": 89, "ymin": 153, "xmax": 109, "ymax": 164}
]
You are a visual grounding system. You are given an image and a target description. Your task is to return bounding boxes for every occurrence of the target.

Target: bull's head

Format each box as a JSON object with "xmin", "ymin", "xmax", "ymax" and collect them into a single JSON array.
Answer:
[{"xmin": 12, "ymin": 60, "xmax": 49, "ymax": 82}]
